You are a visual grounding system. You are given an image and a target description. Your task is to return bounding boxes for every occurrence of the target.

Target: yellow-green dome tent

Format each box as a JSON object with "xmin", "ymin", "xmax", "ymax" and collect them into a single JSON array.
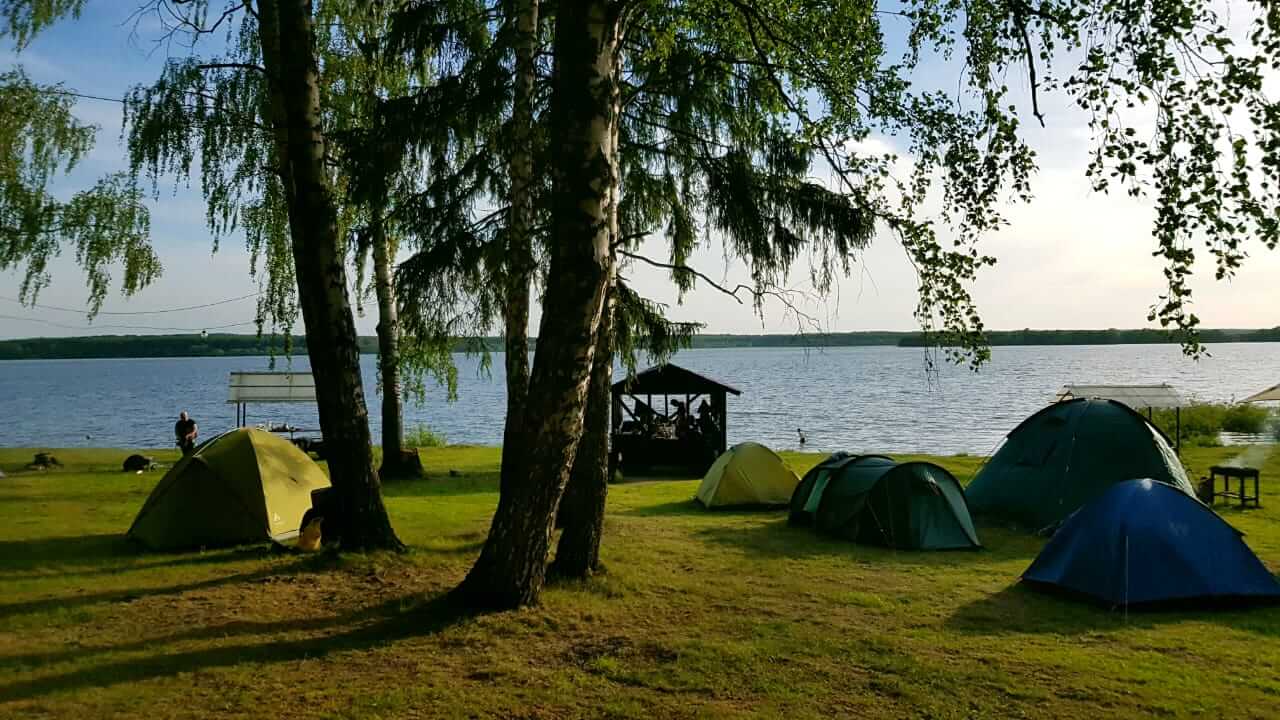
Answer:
[
  {"xmin": 128, "ymin": 428, "xmax": 330, "ymax": 550},
  {"xmin": 696, "ymin": 442, "xmax": 799, "ymax": 508}
]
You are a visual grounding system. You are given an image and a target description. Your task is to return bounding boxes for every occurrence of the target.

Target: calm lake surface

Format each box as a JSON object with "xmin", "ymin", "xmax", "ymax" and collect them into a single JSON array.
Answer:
[{"xmin": 2, "ymin": 343, "xmax": 1277, "ymax": 454}]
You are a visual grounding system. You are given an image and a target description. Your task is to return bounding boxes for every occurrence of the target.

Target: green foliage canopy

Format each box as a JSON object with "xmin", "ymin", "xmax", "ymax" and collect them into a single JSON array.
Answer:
[{"xmin": 0, "ymin": 68, "xmax": 157, "ymax": 314}]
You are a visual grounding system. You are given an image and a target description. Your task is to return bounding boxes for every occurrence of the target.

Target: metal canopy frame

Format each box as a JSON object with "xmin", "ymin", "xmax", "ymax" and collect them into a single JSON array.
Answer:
[
  {"xmin": 1055, "ymin": 383, "xmax": 1186, "ymax": 451},
  {"xmin": 1055, "ymin": 383, "xmax": 1185, "ymax": 409},
  {"xmin": 227, "ymin": 371, "xmax": 317, "ymax": 427}
]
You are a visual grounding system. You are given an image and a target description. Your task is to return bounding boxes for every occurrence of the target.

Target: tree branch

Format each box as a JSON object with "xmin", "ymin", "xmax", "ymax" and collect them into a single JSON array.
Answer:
[
  {"xmin": 616, "ymin": 249, "xmax": 823, "ymax": 335},
  {"xmin": 1015, "ymin": 14, "xmax": 1047, "ymax": 127},
  {"xmin": 197, "ymin": 62, "xmax": 268, "ymax": 75}
]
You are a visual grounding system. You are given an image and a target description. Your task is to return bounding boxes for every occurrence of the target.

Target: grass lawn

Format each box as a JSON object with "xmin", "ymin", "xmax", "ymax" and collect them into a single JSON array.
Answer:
[{"xmin": 1, "ymin": 444, "xmax": 1278, "ymax": 718}]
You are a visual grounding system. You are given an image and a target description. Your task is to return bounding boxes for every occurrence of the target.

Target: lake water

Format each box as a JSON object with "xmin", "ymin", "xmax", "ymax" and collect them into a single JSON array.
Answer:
[{"xmin": 2, "ymin": 343, "xmax": 1277, "ymax": 454}]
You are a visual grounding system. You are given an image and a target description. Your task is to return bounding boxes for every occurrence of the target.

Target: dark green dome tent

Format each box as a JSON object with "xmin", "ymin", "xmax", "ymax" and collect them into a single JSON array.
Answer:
[
  {"xmin": 791, "ymin": 456, "xmax": 981, "ymax": 550},
  {"xmin": 966, "ymin": 398, "xmax": 1195, "ymax": 530},
  {"xmin": 789, "ymin": 453, "xmax": 891, "ymax": 526}
]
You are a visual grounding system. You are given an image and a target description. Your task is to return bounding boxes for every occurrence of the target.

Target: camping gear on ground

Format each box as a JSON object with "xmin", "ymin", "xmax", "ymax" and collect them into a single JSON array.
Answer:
[
  {"xmin": 127, "ymin": 428, "xmax": 331, "ymax": 550},
  {"xmin": 792, "ymin": 455, "xmax": 981, "ymax": 550},
  {"xmin": 695, "ymin": 442, "xmax": 799, "ymax": 508},
  {"xmin": 27, "ymin": 452, "xmax": 61, "ymax": 470},
  {"xmin": 297, "ymin": 514, "xmax": 323, "ymax": 552},
  {"xmin": 122, "ymin": 454, "xmax": 155, "ymax": 472},
  {"xmin": 1206, "ymin": 465, "xmax": 1262, "ymax": 508},
  {"xmin": 1023, "ymin": 479, "xmax": 1280, "ymax": 607},
  {"xmin": 966, "ymin": 398, "xmax": 1195, "ymax": 530}
]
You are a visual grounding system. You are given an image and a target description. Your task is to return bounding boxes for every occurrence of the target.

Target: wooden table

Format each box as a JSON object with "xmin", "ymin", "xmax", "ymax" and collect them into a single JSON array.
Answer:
[{"xmin": 1208, "ymin": 465, "xmax": 1261, "ymax": 508}]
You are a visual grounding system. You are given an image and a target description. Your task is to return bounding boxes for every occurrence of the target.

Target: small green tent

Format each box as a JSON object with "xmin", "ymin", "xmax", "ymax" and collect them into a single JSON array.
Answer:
[
  {"xmin": 966, "ymin": 398, "xmax": 1195, "ymax": 530},
  {"xmin": 128, "ymin": 428, "xmax": 330, "ymax": 550},
  {"xmin": 791, "ymin": 455, "xmax": 981, "ymax": 550}
]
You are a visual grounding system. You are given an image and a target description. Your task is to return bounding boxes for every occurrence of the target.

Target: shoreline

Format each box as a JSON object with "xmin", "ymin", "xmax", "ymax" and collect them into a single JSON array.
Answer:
[{"xmin": 4, "ymin": 328, "xmax": 1280, "ymax": 360}]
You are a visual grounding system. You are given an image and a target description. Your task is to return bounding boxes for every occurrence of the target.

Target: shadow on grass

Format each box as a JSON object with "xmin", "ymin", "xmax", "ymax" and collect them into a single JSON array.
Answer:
[
  {"xmin": 0, "ymin": 534, "xmax": 251, "ymax": 578},
  {"xmin": 618, "ymin": 499, "xmax": 705, "ymax": 518},
  {"xmin": 381, "ymin": 474, "xmax": 500, "ymax": 498},
  {"xmin": 0, "ymin": 592, "xmax": 471, "ymax": 704},
  {"xmin": 0, "ymin": 552, "xmax": 314, "ymax": 624},
  {"xmin": 0, "ymin": 488, "xmax": 152, "ymax": 506},
  {"xmin": 690, "ymin": 516, "xmax": 1045, "ymax": 568},
  {"xmin": 945, "ymin": 580, "xmax": 1280, "ymax": 638},
  {"xmin": 408, "ymin": 539, "xmax": 485, "ymax": 557},
  {"xmin": 617, "ymin": 498, "xmax": 799, "ymax": 518}
]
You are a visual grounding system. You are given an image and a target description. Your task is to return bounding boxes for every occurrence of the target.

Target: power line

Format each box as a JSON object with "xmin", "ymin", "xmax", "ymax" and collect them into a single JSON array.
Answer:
[
  {"xmin": 42, "ymin": 88, "xmax": 126, "ymax": 105},
  {"xmin": 0, "ymin": 292, "xmax": 261, "ymax": 315},
  {"xmin": 0, "ymin": 313, "xmax": 258, "ymax": 333}
]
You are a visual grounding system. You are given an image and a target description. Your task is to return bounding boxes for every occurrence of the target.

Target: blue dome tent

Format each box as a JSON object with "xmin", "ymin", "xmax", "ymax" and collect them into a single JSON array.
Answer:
[{"xmin": 1023, "ymin": 479, "xmax": 1280, "ymax": 607}]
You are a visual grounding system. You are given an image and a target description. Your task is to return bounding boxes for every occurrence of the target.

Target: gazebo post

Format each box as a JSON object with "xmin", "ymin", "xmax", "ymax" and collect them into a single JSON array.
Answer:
[
  {"xmin": 714, "ymin": 390, "xmax": 727, "ymax": 455},
  {"xmin": 611, "ymin": 391, "xmax": 622, "ymax": 435}
]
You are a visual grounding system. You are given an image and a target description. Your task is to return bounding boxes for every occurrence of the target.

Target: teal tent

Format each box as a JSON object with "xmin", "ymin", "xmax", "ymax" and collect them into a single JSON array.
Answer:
[
  {"xmin": 791, "ymin": 455, "xmax": 981, "ymax": 550},
  {"xmin": 789, "ymin": 453, "xmax": 891, "ymax": 526},
  {"xmin": 967, "ymin": 398, "xmax": 1195, "ymax": 530}
]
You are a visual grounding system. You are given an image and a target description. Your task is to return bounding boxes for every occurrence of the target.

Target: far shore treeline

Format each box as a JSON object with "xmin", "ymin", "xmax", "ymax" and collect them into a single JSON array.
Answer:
[{"xmin": 3, "ymin": 327, "xmax": 1279, "ymax": 361}]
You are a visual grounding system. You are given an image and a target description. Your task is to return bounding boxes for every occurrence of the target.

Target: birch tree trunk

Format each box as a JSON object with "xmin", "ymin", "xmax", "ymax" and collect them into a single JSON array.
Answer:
[
  {"xmin": 454, "ymin": 0, "xmax": 621, "ymax": 609},
  {"xmin": 549, "ymin": 272, "xmax": 614, "ymax": 578},
  {"xmin": 550, "ymin": 50, "xmax": 622, "ymax": 579},
  {"xmin": 258, "ymin": 0, "xmax": 402, "ymax": 550},
  {"xmin": 499, "ymin": 0, "xmax": 539, "ymax": 493},
  {"xmin": 371, "ymin": 210, "xmax": 409, "ymax": 476}
]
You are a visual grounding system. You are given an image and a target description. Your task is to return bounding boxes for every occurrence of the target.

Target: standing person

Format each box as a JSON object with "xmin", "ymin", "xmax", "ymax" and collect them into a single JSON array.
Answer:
[{"xmin": 175, "ymin": 411, "xmax": 198, "ymax": 456}]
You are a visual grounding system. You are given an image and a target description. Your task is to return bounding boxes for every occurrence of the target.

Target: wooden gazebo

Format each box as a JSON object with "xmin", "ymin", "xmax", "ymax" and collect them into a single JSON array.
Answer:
[{"xmin": 610, "ymin": 363, "xmax": 741, "ymax": 473}]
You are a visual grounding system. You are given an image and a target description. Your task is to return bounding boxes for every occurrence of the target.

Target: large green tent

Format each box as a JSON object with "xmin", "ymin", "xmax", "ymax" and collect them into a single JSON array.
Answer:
[
  {"xmin": 791, "ymin": 455, "xmax": 981, "ymax": 550},
  {"xmin": 789, "ymin": 453, "xmax": 891, "ymax": 526},
  {"xmin": 966, "ymin": 398, "xmax": 1195, "ymax": 530},
  {"xmin": 128, "ymin": 428, "xmax": 330, "ymax": 550}
]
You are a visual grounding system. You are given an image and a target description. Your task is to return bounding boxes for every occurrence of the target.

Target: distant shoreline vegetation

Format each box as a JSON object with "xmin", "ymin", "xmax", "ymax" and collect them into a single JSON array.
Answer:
[{"xmin": 2, "ymin": 327, "xmax": 1279, "ymax": 360}]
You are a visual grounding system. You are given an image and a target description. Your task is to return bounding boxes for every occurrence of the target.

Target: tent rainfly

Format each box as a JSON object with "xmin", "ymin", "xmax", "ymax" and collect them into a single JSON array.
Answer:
[
  {"xmin": 696, "ymin": 442, "xmax": 799, "ymax": 508},
  {"xmin": 791, "ymin": 454, "xmax": 981, "ymax": 550},
  {"xmin": 1242, "ymin": 382, "xmax": 1280, "ymax": 403},
  {"xmin": 1055, "ymin": 383, "xmax": 1185, "ymax": 450},
  {"xmin": 128, "ymin": 428, "xmax": 330, "ymax": 550},
  {"xmin": 966, "ymin": 398, "xmax": 1196, "ymax": 530},
  {"xmin": 1023, "ymin": 479, "xmax": 1280, "ymax": 607}
]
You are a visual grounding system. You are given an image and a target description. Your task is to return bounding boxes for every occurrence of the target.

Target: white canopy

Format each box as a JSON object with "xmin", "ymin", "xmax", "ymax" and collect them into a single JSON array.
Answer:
[
  {"xmin": 228, "ymin": 371, "xmax": 317, "ymax": 403},
  {"xmin": 1054, "ymin": 383, "xmax": 1184, "ymax": 409},
  {"xmin": 1242, "ymin": 382, "xmax": 1280, "ymax": 403}
]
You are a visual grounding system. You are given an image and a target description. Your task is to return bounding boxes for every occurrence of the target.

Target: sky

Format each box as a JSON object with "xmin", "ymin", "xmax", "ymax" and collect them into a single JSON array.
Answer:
[{"xmin": 1, "ymin": 2, "xmax": 1278, "ymax": 341}]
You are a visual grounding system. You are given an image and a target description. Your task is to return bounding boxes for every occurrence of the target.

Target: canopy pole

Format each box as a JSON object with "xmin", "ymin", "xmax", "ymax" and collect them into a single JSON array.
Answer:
[{"xmin": 1176, "ymin": 407, "xmax": 1181, "ymax": 453}]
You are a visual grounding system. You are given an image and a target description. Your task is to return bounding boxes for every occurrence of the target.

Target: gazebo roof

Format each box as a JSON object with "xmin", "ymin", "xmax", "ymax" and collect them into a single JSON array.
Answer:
[
  {"xmin": 612, "ymin": 363, "xmax": 742, "ymax": 397},
  {"xmin": 1054, "ymin": 383, "xmax": 1184, "ymax": 409}
]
